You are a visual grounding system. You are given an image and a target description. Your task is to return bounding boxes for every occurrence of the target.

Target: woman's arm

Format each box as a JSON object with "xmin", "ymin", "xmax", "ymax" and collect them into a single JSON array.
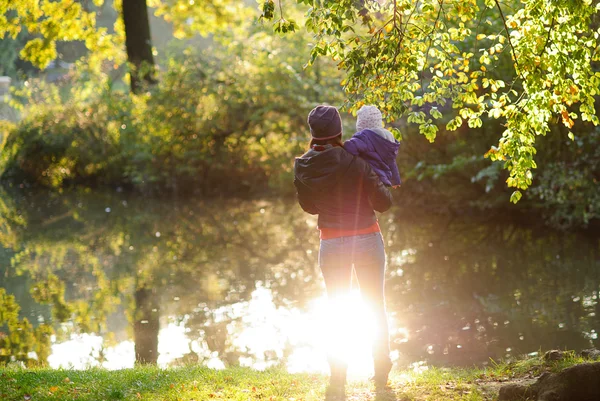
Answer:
[
  {"xmin": 357, "ymin": 159, "xmax": 393, "ymax": 212},
  {"xmin": 294, "ymin": 178, "xmax": 319, "ymax": 215}
]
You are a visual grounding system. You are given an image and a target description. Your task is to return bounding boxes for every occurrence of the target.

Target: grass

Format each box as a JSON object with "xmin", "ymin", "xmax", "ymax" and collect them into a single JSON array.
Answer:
[{"xmin": 0, "ymin": 351, "xmax": 594, "ymax": 401}]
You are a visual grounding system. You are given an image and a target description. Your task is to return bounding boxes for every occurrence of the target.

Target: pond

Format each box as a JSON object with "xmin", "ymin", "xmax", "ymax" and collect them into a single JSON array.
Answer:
[{"xmin": 0, "ymin": 188, "xmax": 599, "ymax": 378}]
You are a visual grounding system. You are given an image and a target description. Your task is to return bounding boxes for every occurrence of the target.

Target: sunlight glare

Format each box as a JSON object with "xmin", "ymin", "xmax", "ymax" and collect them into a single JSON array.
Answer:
[{"xmin": 46, "ymin": 285, "xmax": 395, "ymax": 378}]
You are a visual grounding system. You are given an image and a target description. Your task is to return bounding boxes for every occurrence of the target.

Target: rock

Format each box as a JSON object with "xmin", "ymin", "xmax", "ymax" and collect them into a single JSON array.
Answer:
[
  {"xmin": 580, "ymin": 348, "xmax": 600, "ymax": 360},
  {"xmin": 498, "ymin": 383, "xmax": 533, "ymax": 400},
  {"xmin": 498, "ymin": 362, "xmax": 600, "ymax": 401},
  {"xmin": 543, "ymin": 350, "xmax": 564, "ymax": 362}
]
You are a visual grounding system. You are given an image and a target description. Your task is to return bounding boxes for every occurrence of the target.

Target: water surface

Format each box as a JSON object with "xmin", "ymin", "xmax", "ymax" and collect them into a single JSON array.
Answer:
[{"xmin": 1, "ymin": 189, "xmax": 598, "ymax": 377}]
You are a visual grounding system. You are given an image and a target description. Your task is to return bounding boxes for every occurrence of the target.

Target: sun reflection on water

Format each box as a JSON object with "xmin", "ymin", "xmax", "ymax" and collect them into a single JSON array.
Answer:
[{"xmin": 48, "ymin": 285, "xmax": 402, "ymax": 379}]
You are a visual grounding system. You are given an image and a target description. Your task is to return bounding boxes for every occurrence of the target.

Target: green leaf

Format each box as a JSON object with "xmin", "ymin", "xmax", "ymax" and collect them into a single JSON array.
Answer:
[{"xmin": 510, "ymin": 190, "xmax": 522, "ymax": 204}]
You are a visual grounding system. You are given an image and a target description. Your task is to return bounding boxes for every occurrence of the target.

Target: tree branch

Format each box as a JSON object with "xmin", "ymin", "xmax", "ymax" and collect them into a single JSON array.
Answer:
[
  {"xmin": 421, "ymin": 0, "xmax": 444, "ymax": 95},
  {"xmin": 538, "ymin": 17, "xmax": 555, "ymax": 57},
  {"xmin": 494, "ymin": 0, "xmax": 521, "ymax": 75}
]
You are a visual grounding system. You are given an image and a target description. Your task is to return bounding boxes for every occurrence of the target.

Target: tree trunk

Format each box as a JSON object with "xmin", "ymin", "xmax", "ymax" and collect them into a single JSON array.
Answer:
[
  {"xmin": 133, "ymin": 286, "xmax": 160, "ymax": 364},
  {"xmin": 122, "ymin": 0, "xmax": 156, "ymax": 93}
]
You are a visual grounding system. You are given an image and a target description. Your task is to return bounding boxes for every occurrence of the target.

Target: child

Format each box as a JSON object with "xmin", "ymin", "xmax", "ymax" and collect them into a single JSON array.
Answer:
[{"xmin": 344, "ymin": 105, "xmax": 401, "ymax": 187}]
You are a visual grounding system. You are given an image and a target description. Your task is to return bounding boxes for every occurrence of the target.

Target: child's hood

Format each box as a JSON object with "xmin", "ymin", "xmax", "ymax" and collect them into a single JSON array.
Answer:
[{"xmin": 368, "ymin": 127, "xmax": 396, "ymax": 142}]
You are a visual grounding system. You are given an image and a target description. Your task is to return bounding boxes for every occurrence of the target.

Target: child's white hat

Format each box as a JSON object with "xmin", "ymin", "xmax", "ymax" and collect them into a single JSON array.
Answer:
[{"xmin": 356, "ymin": 105, "xmax": 383, "ymax": 132}]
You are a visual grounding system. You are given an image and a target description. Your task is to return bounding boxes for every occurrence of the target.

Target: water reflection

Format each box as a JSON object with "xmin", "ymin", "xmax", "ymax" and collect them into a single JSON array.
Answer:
[{"xmin": 0, "ymin": 188, "xmax": 598, "ymax": 375}]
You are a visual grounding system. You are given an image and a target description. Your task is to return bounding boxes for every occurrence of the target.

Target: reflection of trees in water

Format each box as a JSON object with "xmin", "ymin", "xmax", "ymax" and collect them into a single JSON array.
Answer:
[
  {"xmin": 0, "ymin": 190, "xmax": 52, "ymax": 365},
  {"xmin": 0, "ymin": 189, "xmax": 321, "ymax": 366},
  {"xmin": 1, "ymin": 188, "xmax": 599, "ymax": 368},
  {"xmin": 382, "ymin": 210, "xmax": 600, "ymax": 366},
  {"xmin": 0, "ymin": 288, "xmax": 52, "ymax": 366}
]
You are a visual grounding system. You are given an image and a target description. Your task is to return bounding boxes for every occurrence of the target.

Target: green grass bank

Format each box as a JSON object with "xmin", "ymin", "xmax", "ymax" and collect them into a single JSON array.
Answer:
[{"xmin": 0, "ymin": 352, "xmax": 594, "ymax": 401}]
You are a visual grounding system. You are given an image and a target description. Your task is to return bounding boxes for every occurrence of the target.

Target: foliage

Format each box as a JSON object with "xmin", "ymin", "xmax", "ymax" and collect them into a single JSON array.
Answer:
[
  {"xmin": 147, "ymin": 0, "xmax": 251, "ymax": 39},
  {"xmin": 261, "ymin": 0, "xmax": 600, "ymax": 201},
  {"xmin": 3, "ymin": 0, "xmax": 599, "ymax": 202},
  {"xmin": 392, "ymin": 112, "xmax": 600, "ymax": 228},
  {"xmin": 0, "ymin": 0, "xmax": 254, "ymax": 75},
  {"xmin": 1, "ymin": 0, "xmax": 599, "ymax": 228},
  {"xmin": 529, "ymin": 126, "xmax": 600, "ymax": 228},
  {"xmin": 0, "ymin": 27, "xmax": 343, "ymax": 193},
  {"xmin": 0, "ymin": 79, "xmax": 128, "ymax": 188},
  {"xmin": 0, "ymin": 0, "xmax": 122, "ymax": 72}
]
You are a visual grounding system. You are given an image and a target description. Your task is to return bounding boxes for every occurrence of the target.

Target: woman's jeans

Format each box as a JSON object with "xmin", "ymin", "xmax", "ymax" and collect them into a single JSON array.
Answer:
[{"xmin": 319, "ymin": 232, "xmax": 391, "ymax": 375}]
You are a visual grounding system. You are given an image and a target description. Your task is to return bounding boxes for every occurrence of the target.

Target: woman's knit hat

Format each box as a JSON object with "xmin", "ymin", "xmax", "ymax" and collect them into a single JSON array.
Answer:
[
  {"xmin": 356, "ymin": 105, "xmax": 383, "ymax": 132},
  {"xmin": 307, "ymin": 105, "xmax": 343, "ymax": 140}
]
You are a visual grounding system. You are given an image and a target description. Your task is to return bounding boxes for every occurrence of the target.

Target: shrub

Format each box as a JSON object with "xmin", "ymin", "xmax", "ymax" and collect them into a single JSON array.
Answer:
[{"xmin": 0, "ymin": 32, "xmax": 344, "ymax": 195}]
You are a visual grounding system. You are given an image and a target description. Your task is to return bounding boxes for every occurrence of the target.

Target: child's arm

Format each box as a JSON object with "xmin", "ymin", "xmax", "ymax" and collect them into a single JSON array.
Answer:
[
  {"xmin": 390, "ymin": 161, "xmax": 402, "ymax": 187},
  {"xmin": 343, "ymin": 135, "xmax": 368, "ymax": 156}
]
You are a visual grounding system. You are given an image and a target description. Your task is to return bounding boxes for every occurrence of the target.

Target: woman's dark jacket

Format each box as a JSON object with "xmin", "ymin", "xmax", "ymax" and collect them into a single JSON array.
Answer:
[{"xmin": 293, "ymin": 145, "xmax": 393, "ymax": 229}]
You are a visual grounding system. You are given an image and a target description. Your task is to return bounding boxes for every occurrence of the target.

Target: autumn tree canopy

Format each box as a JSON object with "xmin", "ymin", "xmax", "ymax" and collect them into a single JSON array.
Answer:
[{"xmin": 2, "ymin": 0, "xmax": 599, "ymax": 200}]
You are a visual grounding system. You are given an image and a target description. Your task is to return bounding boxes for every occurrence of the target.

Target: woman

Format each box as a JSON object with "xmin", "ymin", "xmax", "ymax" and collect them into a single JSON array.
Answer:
[{"xmin": 293, "ymin": 105, "xmax": 394, "ymax": 399}]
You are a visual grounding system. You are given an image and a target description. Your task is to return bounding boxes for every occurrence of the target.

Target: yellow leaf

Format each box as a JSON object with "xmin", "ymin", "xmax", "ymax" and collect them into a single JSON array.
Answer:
[{"xmin": 476, "ymin": 33, "xmax": 486, "ymax": 40}]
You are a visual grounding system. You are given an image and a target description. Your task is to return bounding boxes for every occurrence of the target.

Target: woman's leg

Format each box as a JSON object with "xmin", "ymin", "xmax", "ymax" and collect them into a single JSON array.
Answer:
[
  {"xmin": 320, "ymin": 237, "xmax": 353, "ymax": 299},
  {"xmin": 319, "ymin": 237, "xmax": 353, "ymax": 396},
  {"xmin": 351, "ymin": 232, "xmax": 391, "ymax": 387}
]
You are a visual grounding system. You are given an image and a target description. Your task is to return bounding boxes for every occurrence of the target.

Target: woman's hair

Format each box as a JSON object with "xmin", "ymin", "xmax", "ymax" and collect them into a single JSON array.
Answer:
[{"xmin": 309, "ymin": 134, "xmax": 343, "ymax": 148}]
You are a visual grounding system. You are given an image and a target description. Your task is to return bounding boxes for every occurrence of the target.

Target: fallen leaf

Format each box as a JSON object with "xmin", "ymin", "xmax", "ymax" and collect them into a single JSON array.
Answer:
[
  {"xmin": 23, "ymin": 395, "xmax": 31, "ymax": 401},
  {"xmin": 252, "ymin": 386, "xmax": 257, "ymax": 392},
  {"xmin": 63, "ymin": 377, "xmax": 70, "ymax": 384},
  {"xmin": 49, "ymin": 386, "xmax": 59, "ymax": 392},
  {"xmin": 136, "ymin": 392, "xmax": 141, "ymax": 399}
]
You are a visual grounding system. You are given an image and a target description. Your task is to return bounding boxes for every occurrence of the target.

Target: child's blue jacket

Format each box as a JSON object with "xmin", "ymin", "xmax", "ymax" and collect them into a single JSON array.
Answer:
[{"xmin": 344, "ymin": 129, "xmax": 401, "ymax": 187}]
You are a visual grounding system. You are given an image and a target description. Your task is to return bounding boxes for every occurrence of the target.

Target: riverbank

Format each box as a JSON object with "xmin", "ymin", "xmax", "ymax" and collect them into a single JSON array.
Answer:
[{"xmin": 0, "ymin": 351, "xmax": 594, "ymax": 401}]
